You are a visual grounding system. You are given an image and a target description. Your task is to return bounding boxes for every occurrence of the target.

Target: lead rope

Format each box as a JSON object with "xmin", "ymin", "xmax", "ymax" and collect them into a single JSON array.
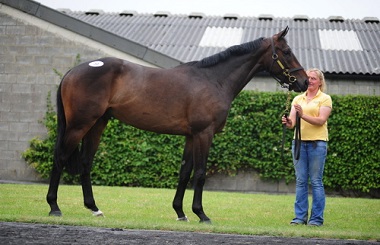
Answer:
[
  {"xmin": 281, "ymin": 91, "xmax": 291, "ymax": 162},
  {"xmin": 281, "ymin": 91, "xmax": 302, "ymax": 162},
  {"xmin": 294, "ymin": 112, "xmax": 301, "ymax": 160}
]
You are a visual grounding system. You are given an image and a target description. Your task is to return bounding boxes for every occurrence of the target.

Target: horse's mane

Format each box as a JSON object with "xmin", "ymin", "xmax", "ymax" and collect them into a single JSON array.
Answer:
[{"xmin": 187, "ymin": 37, "xmax": 265, "ymax": 68}]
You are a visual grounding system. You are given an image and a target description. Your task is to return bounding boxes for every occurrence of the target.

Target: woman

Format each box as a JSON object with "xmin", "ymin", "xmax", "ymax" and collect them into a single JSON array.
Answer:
[{"xmin": 282, "ymin": 68, "xmax": 332, "ymax": 226}]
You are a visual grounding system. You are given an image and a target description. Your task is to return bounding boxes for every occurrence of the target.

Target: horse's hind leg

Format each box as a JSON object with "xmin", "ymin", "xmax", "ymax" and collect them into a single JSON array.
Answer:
[
  {"xmin": 80, "ymin": 115, "xmax": 109, "ymax": 216},
  {"xmin": 173, "ymin": 136, "xmax": 194, "ymax": 221},
  {"xmin": 47, "ymin": 128, "xmax": 84, "ymax": 216},
  {"xmin": 46, "ymin": 163, "xmax": 63, "ymax": 216}
]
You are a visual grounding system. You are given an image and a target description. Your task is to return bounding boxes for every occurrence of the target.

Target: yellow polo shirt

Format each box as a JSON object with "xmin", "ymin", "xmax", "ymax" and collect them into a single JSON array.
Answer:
[{"xmin": 292, "ymin": 90, "xmax": 332, "ymax": 141}]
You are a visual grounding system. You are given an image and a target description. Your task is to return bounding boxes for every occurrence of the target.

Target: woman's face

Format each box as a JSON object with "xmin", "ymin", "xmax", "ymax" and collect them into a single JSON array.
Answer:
[{"xmin": 307, "ymin": 71, "xmax": 321, "ymax": 91}]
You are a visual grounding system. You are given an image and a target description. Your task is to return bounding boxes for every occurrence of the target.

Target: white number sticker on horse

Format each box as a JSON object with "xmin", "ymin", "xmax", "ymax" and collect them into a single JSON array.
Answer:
[{"xmin": 89, "ymin": 61, "xmax": 104, "ymax": 67}]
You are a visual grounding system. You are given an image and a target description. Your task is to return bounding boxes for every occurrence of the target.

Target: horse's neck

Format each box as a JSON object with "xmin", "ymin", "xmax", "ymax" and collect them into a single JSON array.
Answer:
[{"xmin": 214, "ymin": 54, "xmax": 264, "ymax": 99}]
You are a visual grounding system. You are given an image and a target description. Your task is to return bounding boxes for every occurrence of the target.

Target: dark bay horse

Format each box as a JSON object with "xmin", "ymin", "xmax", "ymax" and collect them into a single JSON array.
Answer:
[{"xmin": 47, "ymin": 27, "xmax": 308, "ymax": 223}]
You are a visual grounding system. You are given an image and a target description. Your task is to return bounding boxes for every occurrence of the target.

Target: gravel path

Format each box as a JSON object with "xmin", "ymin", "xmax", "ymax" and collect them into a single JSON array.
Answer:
[{"xmin": 1, "ymin": 222, "xmax": 376, "ymax": 245}]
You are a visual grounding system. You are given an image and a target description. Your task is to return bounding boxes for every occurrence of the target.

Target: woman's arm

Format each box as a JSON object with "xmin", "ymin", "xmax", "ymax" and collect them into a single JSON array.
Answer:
[{"xmin": 294, "ymin": 104, "xmax": 332, "ymax": 126}]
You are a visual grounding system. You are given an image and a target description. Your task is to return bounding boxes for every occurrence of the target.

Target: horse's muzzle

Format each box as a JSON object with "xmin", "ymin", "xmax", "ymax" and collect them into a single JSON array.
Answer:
[{"xmin": 290, "ymin": 79, "xmax": 308, "ymax": 92}]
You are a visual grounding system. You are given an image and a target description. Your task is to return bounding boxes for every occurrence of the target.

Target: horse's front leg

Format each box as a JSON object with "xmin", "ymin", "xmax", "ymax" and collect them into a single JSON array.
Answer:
[
  {"xmin": 173, "ymin": 137, "xmax": 193, "ymax": 221},
  {"xmin": 80, "ymin": 171, "xmax": 103, "ymax": 216},
  {"xmin": 46, "ymin": 164, "xmax": 63, "ymax": 216},
  {"xmin": 191, "ymin": 131, "xmax": 213, "ymax": 223}
]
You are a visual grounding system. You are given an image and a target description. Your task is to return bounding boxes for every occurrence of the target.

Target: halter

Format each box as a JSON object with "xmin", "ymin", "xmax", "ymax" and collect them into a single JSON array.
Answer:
[
  {"xmin": 269, "ymin": 38, "xmax": 303, "ymax": 91},
  {"xmin": 270, "ymin": 38, "xmax": 303, "ymax": 163}
]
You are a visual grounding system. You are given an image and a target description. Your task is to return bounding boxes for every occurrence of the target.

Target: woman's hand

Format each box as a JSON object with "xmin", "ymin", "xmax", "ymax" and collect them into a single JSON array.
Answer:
[
  {"xmin": 281, "ymin": 115, "xmax": 292, "ymax": 128},
  {"xmin": 294, "ymin": 104, "xmax": 303, "ymax": 118}
]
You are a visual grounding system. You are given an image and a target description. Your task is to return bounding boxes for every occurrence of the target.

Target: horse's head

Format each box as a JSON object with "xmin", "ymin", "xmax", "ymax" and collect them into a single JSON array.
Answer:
[{"xmin": 264, "ymin": 26, "xmax": 308, "ymax": 92}]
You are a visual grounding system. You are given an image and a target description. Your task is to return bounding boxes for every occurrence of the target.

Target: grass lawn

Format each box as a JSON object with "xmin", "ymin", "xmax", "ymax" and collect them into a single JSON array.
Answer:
[{"xmin": 0, "ymin": 183, "xmax": 378, "ymax": 241}]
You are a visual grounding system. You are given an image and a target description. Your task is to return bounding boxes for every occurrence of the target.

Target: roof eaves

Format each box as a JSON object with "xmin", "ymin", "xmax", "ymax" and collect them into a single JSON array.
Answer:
[{"xmin": 0, "ymin": 0, "xmax": 39, "ymax": 15}]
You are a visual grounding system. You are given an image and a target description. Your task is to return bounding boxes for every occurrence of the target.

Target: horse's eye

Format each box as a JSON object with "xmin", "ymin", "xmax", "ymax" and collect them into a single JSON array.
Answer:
[{"xmin": 283, "ymin": 49, "xmax": 291, "ymax": 56}]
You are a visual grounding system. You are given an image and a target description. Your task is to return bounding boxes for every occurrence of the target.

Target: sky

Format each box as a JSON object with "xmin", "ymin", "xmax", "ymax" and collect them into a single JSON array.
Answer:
[{"xmin": 36, "ymin": 0, "xmax": 380, "ymax": 20}]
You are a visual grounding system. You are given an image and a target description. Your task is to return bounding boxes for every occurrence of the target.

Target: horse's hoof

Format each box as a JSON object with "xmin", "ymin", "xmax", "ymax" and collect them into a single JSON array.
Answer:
[
  {"xmin": 199, "ymin": 219, "xmax": 212, "ymax": 224},
  {"xmin": 92, "ymin": 210, "xmax": 104, "ymax": 217},
  {"xmin": 49, "ymin": 210, "xmax": 62, "ymax": 217},
  {"xmin": 176, "ymin": 216, "xmax": 189, "ymax": 222}
]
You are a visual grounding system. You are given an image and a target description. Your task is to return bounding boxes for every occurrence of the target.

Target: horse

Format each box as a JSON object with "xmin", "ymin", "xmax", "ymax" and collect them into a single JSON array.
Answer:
[{"xmin": 46, "ymin": 26, "xmax": 308, "ymax": 223}]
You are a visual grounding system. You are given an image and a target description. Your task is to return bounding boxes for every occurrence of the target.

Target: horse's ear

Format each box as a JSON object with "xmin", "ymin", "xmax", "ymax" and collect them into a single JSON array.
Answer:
[{"xmin": 278, "ymin": 26, "xmax": 289, "ymax": 38}]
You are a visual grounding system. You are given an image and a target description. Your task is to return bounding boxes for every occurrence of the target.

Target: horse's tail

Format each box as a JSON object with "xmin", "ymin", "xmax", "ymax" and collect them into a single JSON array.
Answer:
[{"xmin": 54, "ymin": 79, "xmax": 83, "ymax": 175}]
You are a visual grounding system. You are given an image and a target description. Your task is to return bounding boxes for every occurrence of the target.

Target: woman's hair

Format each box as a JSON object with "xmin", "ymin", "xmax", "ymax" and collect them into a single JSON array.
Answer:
[{"xmin": 307, "ymin": 68, "xmax": 326, "ymax": 92}]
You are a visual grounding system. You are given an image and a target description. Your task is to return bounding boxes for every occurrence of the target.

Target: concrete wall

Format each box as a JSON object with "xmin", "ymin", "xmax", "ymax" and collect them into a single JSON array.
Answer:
[
  {"xmin": 204, "ymin": 171, "xmax": 296, "ymax": 194},
  {"xmin": 327, "ymin": 77, "xmax": 379, "ymax": 96},
  {"xmin": 1, "ymin": 4, "xmax": 379, "ymax": 191}
]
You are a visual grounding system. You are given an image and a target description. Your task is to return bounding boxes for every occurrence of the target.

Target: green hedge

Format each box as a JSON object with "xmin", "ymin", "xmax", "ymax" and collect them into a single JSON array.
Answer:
[{"xmin": 22, "ymin": 91, "xmax": 380, "ymax": 195}]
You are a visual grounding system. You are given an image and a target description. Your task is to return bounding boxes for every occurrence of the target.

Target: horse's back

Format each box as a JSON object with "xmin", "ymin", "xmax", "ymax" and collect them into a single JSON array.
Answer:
[{"xmin": 59, "ymin": 57, "xmax": 230, "ymax": 136}]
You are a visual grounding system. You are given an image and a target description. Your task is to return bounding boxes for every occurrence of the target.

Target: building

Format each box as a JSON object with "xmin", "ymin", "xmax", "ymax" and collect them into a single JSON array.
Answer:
[{"xmin": 0, "ymin": 0, "xmax": 379, "ymax": 183}]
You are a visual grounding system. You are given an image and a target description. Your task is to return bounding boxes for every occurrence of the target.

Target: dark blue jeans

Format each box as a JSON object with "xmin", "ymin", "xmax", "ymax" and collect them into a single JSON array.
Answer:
[{"xmin": 291, "ymin": 140, "xmax": 327, "ymax": 225}]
